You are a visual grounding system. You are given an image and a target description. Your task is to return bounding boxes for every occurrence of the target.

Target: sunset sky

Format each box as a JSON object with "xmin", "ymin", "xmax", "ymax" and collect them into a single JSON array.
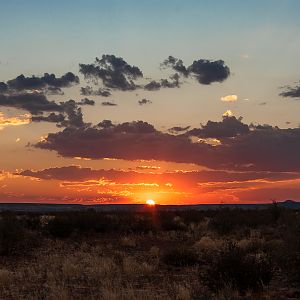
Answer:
[{"xmin": 1, "ymin": 0, "xmax": 300, "ymax": 204}]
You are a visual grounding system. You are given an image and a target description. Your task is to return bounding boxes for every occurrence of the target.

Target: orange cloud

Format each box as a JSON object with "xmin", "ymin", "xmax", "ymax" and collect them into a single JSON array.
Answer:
[
  {"xmin": 221, "ymin": 94, "xmax": 238, "ymax": 102},
  {"xmin": 0, "ymin": 112, "xmax": 31, "ymax": 129}
]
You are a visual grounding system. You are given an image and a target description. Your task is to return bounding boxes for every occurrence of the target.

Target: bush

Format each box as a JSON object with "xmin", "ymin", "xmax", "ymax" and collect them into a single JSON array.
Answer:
[
  {"xmin": 0, "ymin": 213, "xmax": 39, "ymax": 256},
  {"xmin": 201, "ymin": 242, "xmax": 274, "ymax": 293},
  {"xmin": 46, "ymin": 217, "xmax": 73, "ymax": 238},
  {"xmin": 161, "ymin": 247, "xmax": 199, "ymax": 267}
]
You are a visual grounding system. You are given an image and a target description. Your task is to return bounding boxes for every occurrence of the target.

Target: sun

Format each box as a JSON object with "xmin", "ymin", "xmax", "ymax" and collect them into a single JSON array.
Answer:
[{"xmin": 146, "ymin": 199, "xmax": 156, "ymax": 206}]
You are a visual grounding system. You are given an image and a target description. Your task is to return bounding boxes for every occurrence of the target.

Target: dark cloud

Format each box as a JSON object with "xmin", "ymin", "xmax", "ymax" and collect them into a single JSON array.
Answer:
[
  {"xmin": 168, "ymin": 126, "xmax": 190, "ymax": 134},
  {"xmin": 77, "ymin": 98, "xmax": 95, "ymax": 106},
  {"xmin": 18, "ymin": 166, "xmax": 300, "ymax": 187},
  {"xmin": 161, "ymin": 56, "xmax": 189, "ymax": 77},
  {"xmin": 29, "ymin": 98, "xmax": 94, "ymax": 126},
  {"xmin": 1, "ymin": 72, "xmax": 79, "ymax": 94},
  {"xmin": 97, "ymin": 120, "xmax": 114, "ymax": 128},
  {"xmin": 187, "ymin": 116, "xmax": 250, "ymax": 138},
  {"xmin": 80, "ymin": 86, "xmax": 111, "ymax": 97},
  {"xmin": 34, "ymin": 117, "xmax": 300, "ymax": 172},
  {"xmin": 144, "ymin": 73, "xmax": 180, "ymax": 91},
  {"xmin": 31, "ymin": 113, "xmax": 65, "ymax": 123},
  {"xmin": 144, "ymin": 81, "xmax": 161, "ymax": 91},
  {"xmin": 0, "ymin": 82, "xmax": 8, "ymax": 93},
  {"xmin": 0, "ymin": 92, "xmax": 62, "ymax": 115},
  {"xmin": 188, "ymin": 59, "xmax": 230, "ymax": 84},
  {"xmin": 79, "ymin": 55, "xmax": 143, "ymax": 91},
  {"xmin": 161, "ymin": 56, "xmax": 230, "ymax": 85},
  {"xmin": 34, "ymin": 120, "xmax": 204, "ymax": 163},
  {"xmin": 280, "ymin": 83, "xmax": 300, "ymax": 98},
  {"xmin": 138, "ymin": 98, "xmax": 152, "ymax": 105},
  {"xmin": 102, "ymin": 101, "xmax": 117, "ymax": 106},
  {"xmin": 59, "ymin": 100, "xmax": 85, "ymax": 128}
]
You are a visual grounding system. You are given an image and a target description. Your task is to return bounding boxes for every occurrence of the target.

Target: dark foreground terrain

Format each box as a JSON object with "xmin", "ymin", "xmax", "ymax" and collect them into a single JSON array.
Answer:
[{"xmin": 0, "ymin": 203, "xmax": 299, "ymax": 299}]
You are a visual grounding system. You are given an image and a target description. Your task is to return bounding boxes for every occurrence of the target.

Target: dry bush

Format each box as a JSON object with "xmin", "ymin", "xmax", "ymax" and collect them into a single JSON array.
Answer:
[
  {"xmin": 149, "ymin": 246, "xmax": 160, "ymax": 257},
  {"xmin": 175, "ymin": 284, "xmax": 192, "ymax": 300},
  {"xmin": 161, "ymin": 247, "xmax": 199, "ymax": 267},
  {"xmin": 61, "ymin": 258, "xmax": 82, "ymax": 281},
  {"xmin": 0, "ymin": 269, "xmax": 13, "ymax": 288},
  {"xmin": 200, "ymin": 242, "xmax": 274, "ymax": 293},
  {"xmin": 122, "ymin": 256, "xmax": 155, "ymax": 276},
  {"xmin": 120, "ymin": 236, "xmax": 137, "ymax": 247},
  {"xmin": 90, "ymin": 256, "xmax": 119, "ymax": 278},
  {"xmin": 194, "ymin": 236, "xmax": 223, "ymax": 254}
]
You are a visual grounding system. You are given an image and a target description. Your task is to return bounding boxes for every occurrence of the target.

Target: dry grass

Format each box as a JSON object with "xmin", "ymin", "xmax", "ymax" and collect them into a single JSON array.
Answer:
[{"xmin": 0, "ymin": 208, "xmax": 299, "ymax": 299}]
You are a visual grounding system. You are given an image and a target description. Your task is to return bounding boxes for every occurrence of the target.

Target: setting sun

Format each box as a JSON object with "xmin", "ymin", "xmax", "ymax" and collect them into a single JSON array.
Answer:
[{"xmin": 146, "ymin": 199, "xmax": 156, "ymax": 206}]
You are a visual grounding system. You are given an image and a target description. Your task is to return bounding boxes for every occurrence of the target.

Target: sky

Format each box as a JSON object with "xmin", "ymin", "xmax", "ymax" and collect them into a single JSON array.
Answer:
[{"xmin": 1, "ymin": 0, "xmax": 300, "ymax": 204}]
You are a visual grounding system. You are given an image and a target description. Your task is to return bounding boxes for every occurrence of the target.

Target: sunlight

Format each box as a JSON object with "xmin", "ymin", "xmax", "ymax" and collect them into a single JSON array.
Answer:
[{"xmin": 146, "ymin": 199, "xmax": 156, "ymax": 206}]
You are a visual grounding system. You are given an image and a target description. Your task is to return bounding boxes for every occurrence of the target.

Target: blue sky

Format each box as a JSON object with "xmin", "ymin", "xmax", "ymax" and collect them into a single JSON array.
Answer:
[{"xmin": 1, "ymin": 0, "xmax": 300, "ymax": 77}]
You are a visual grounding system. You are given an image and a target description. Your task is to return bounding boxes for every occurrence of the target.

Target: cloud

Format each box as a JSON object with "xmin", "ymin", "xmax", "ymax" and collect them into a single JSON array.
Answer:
[
  {"xmin": 0, "ymin": 112, "xmax": 31, "ymax": 129},
  {"xmin": 102, "ymin": 101, "xmax": 117, "ymax": 106},
  {"xmin": 80, "ymin": 86, "xmax": 111, "ymax": 97},
  {"xmin": 79, "ymin": 55, "xmax": 143, "ymax": 91},
  {"xmin": 18, "ymin": 166, "xmax": 300, "ymax": 188},
  {"xmin": 187, "ymin": 116, "xmax": 249, "ymax": 138},
  {"xmin": 168, "ymin": 126, "xmax": 190, "ymax": 134},
  {"xmin": 144, "ymin": 73, "xmax": 180, "ymax": 90},
  {"xmin": 143, "ymin": 81, "xmax": 161, "ymax": 91},
  {"xmin": 30, "ymin": 98, "xmax": 94, "ymax": 127},
  {"xmin": 223, "ymin": 110, "xmax": 234, "ymax": 117},
  {"xmin": 1, "ymin": 72, "xmax": 79, "ymax": 95},
  {"xmin": 34, "ymin": 120, "xmax": 205, "ymax": 164},
  {"xmin": 280, "ymin": 82, "xmax": 300, "ymax": 98},
  {"xmin": 138, "ymin": 98, "xmax": 152, "ymax": 105},
  {"xmin": 221, "ymin": 94, "xmax": 238, "ymax": 102},
  {"xmin": 34, "ymin": 116, "xmax": 300, "ymax": 172},
  {"xmin": 59, "ymin": 100, "xmax": 85, "ymax": 128},
  {"xmin": 31, "ymin": 113, "xmax": 65, "ymax": 124},
  {"xmin": 77, "ymin": 98, "xmax": 95, "ymax": 106},
  {"xmin": 161, "ymin": 56, "xmax": 230, "ymax": 85},
  {"xmin": 161, "ymin": 56, "xmax": 189, "ymax": 77},
  {"xmin": 0, "ymin": 92, "xmax": 63, "ymax": 114}
]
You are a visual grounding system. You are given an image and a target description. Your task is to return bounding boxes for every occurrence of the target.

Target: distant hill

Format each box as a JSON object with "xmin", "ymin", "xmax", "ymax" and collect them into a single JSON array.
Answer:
[{"xmin": 0, "ymin": 200, "xmax": 299, "ymax": 213}]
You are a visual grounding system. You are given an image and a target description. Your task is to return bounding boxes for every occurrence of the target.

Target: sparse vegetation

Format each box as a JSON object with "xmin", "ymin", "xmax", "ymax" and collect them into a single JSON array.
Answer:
[{"xmin": 0, "ymin": 207, "xmax": 299, "ymax": 299}]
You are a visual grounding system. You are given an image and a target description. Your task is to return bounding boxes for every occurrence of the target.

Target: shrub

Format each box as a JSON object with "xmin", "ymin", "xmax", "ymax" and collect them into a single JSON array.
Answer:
[
  {"xmin": 162, "ymin": 247, "xmax": 199, "ymax": 267},
  {"xmin": 201, "ymin": 242, "xmax": 274, "ymax": 293},
  {"xmin": 46, "ymin": 217, "xmax": 73, "ymax": 238},
  {"xmin": 159, "ymin": 213, "xmax": 187, "ymax": 231},
  {"xmin": 0, "ymin": 213, "xmax": 25, "ymax": 255}
]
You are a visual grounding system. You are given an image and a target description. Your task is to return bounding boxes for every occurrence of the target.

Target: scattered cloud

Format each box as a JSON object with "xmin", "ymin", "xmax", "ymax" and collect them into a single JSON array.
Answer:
[
  {"xmin": 168, "ymin": 126, "xmax": 190, "ymax": 134},
  {"xmin": 77, "ymin": 98, "xmax": 95, "ymax": 106},
  {"xmin": 102, "ymin": 101, "xmax": 117, "ymax": 106},
  {"xmin": 162, "ymin": 56, "xmax": 230, "ymax": 85},
  {"xmin": 79, "ymin": 55, "xmax": 143, "ymax": 91},
  {"xmin": 221, "ymin": 94, "xmax": 238, "ymax": 102},
  {"xmin": 80, "ymin": 86, "xmax": 111, "ymax": 97},
  {"xmin": 138, "ymin": 98, "xmax": 152, "ymax": 105},
  {"xmin": 34, "ymin": 116, "xmax": 300, "ymax": 172},
  {"xmin": 279, "ymin": 82, "xmax": 300, "ymax": 98},
  {"xmin": 222, "ymin": 110, "xmax": 234, "ymax": 117},
  {"xmin": 187, "ymin": 116, "xmax": 249, "ymax": 138},
  {"xmin": 0, "ymin": 92, "xmax": 62, "ymax": 115},
  {"xmin": 0, "ymin": 72, "xmax": 79, "ymax": 95},
  {"xmin": 0, "ymin": 112, "xmax": 31, "ymax": 130}
]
